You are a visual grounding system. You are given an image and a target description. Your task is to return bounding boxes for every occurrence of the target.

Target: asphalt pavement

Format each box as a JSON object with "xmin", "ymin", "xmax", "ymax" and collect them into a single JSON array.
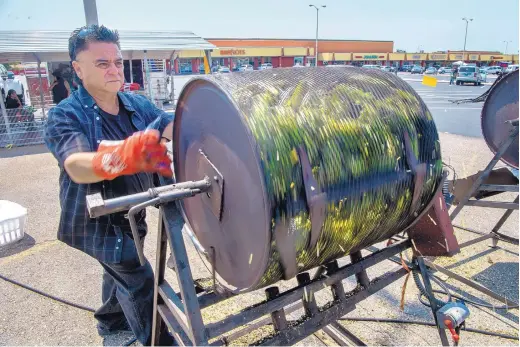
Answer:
[{"xmin": 401, "ymin": 72, "xmax": 493, "ymax": 138}]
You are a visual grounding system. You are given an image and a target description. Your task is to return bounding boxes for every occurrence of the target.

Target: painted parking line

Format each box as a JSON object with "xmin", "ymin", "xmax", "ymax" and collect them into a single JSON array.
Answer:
[
  {"xmin": 403, "ymin": 78, "xmax": 493, "ymax": 85},
  {"xmin": 428, "ymin": 106, "xmax": 482, "ymax": 110},
  {"xmin": 420, "ymin": 95, "xmax": 482, "ymax": 99}
]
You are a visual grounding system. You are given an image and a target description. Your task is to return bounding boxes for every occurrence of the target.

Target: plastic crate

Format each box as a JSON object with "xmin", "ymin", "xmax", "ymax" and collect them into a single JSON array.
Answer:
[{"xmin": 0, "ymin": 200, "xmax": 27, "ymax": 247}]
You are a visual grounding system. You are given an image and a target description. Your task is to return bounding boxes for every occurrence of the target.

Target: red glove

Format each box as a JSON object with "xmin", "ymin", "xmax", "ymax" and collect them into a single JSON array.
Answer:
[{"xmin": 93, "ymin": 130, "xmax": 173, "ymax": 180}]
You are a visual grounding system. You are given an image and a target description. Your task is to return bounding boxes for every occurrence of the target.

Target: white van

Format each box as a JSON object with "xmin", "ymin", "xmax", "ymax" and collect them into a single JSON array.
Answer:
[{"xmin": 504, "ymin": 65, "xmax": 519, "ymax": 74}]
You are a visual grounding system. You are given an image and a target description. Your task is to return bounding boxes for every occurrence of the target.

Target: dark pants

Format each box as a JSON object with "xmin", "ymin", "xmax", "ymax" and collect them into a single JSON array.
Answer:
[{"xmin": 94, "ymin": 231, "xmax": 173, "ymax": 345}]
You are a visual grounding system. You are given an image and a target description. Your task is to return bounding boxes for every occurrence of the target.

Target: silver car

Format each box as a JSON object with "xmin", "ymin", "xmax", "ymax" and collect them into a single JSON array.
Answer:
[
  {"xmin": 258, "ymin": 63, "xmax": 273, "ymax": 70},
  {"xmin": 456, "ymin": 66, "xmax": 482, "ymax": 85},
  {"xmin": 485, "ymin": 66, "xmax": 502, "ymax": 75}
]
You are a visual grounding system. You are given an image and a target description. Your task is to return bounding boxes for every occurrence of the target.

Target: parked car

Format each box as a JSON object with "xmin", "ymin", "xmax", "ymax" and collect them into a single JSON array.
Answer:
[
  {"xmin": 258, "ymin": 63, "xmax": 273, "ymax": 70},
  {"xmin": 411, "ymin": 65, "xmax": 423, "ymax": 74},
  {"xmin": 438, "ymin": 67, "xmax": 451, "ymax": 74},
  {"xmin": 424, "ymin": 67, "xmax": 437, "ymax": 75},
  {"xmin": 379, "ymin": 66, "xmax": 392, "ymax": 72},
  {"xmin": 361, "ymin": 64, "xmax": 381, "ymax": 69},
  {"xmin": 401, "ymin": 65, "xmax": 412, "ymax": 72},
  {"xmin": 485, "ymin": 66, "xmax": 503, "ymax": 75},
  {"xmin": 456, "ymin": 65, "xmax": 482, "ymax": 85},
  {"xmin": 217, "ymin": 66, "xmax": 231, "ymax": 73},
  {"xmin": 238, "ymin": 65, "xmax": 254, "ymax": 72},
  {"xmin": 479, "ymin": 68, "xmax": 488, "ymax": 82},
  {"xmin": 504, "ymin": 64, "xmax": 519, "ymax": 74}
]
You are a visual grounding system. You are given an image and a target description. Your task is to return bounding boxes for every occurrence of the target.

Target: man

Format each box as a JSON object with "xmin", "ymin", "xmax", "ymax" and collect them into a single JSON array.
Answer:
[
  {"xmin": 450, "ymin": 65, "xmax": 458, "ymax": 85},
  {"xmin": 49, "ymin": 70, "xmax": 71, "ymax": 105},
  {"xmin": 44, "ymin": 25, "xmax": 176, "ymax": 345}
]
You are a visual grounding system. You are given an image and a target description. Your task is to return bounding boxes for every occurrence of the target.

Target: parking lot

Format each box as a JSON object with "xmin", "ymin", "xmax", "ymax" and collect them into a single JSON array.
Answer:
[
  {"xmin": 0, "ymin": 70, "xmax": 518, "ymax": 346},
  {"xmin": 401, "ymin": 73, "xmax": 494, "ymax": 138}
]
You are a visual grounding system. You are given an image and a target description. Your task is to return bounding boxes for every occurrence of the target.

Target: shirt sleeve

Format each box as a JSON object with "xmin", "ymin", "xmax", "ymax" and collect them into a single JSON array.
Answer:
[
  {"xmin": 44, "ymin": 105, "xmax": 91, "ymax": 167},
  {"xmin": 137, "ymin": 95, "xmax": 174, "ymax": 136}
]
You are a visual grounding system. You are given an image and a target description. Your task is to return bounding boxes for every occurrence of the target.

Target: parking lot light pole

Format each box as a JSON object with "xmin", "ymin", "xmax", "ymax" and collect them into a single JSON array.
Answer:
[
  {"xmin": 461, "ymin": 17, "xmax": 473, "ymax": 62},
  {"xmin": 309, "ymin": 4, "xmax": 326, "ymax": 67},
  {"xmin": 503, "ymin": 40, "xmax": 511, "ymax": 54}
]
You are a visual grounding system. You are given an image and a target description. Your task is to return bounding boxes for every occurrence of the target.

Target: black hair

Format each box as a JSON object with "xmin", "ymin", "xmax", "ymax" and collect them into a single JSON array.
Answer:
[
  {"xmin": 68, "ymin": 24, "xmax": 120, "ymax": 61},
  {"xmin": 6, "ymin": 89, "xmax": 16, "ymax": 103},
  {"xmin": 68, "ymin": 25, "xmax": 120, "ymax": 85}
]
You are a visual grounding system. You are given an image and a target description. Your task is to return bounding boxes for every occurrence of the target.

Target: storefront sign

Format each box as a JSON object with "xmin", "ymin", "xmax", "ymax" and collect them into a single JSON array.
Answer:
[
  {"xmin": 449, "ymin": 54, "xmax": 466, "ymax": 61},
  {"xmin": 212, "ymin": 47, "xmax": 282, "ymax": 57},
  {"xmin": 429, "ymin": 54, "xmax": 447, "ymax": 60},
  {"xmin": 219, "ymin": 49, "xmax": 246, "ymax": 56},
  {"xmin": 352, "ymin": 53, "xmax": 387, "ymax": 61},
  {"xmin": 480, "ymin": 54, "xmax": 512, "ymax": 61},
  {"xmin": 406, "ymin": 53, "xmax": 427, "ymax": 61}
]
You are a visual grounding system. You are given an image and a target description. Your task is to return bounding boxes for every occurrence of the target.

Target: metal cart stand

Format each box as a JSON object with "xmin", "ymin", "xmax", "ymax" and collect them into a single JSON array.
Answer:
[{"xmin": 87, "ymin": 182, "xmax": 456, "ymax": 346}]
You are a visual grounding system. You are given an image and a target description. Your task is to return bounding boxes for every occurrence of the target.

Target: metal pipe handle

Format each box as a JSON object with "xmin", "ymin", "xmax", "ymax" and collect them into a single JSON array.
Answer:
[{"xmin": 86, "ymin": 178, "xmax": 210, "ymax": 218}]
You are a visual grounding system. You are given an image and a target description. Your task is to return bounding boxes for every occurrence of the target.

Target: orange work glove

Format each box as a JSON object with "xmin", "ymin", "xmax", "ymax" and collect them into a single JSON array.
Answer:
[{"xmin": 93, "ymin": 129, "xmax": 173, "ymax": 180}]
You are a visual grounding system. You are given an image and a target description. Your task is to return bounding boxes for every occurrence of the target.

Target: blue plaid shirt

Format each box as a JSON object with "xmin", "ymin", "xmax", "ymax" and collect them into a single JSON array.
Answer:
[{"xmin": 45, "ymin": 86, "xmax": 173, "ymax": 263}]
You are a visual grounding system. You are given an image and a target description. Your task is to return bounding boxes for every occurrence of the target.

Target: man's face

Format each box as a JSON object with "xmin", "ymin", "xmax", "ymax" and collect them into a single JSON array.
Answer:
[{"xmin": 72, "ymin": 42, "xmax": 124, "ymax": 93}]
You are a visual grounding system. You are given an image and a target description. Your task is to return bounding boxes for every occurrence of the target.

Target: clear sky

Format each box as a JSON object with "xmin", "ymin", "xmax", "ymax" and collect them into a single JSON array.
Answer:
[{"xmin": 0, "ymin": 0, "xmax": 518, "ymax": 53}]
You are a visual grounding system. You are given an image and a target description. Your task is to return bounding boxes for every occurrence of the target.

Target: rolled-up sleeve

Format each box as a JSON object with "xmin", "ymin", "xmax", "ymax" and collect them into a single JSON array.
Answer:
[{"xmin": 44, "ymin": 106, "xmax": 91, "ymax": 167}]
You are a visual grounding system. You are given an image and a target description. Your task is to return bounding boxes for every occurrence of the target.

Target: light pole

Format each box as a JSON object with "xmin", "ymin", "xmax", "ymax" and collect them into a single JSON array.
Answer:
[
  {"xmin": 503, "ymin": 40, "xmax": 512, "ymax": 54},
  {"xmin": 309, "ymin": 4, "xmax": 326, "ymax": 66},
  {"xmin": 461, "ymin": 17, "xmax": 473, "ymax": 61}
]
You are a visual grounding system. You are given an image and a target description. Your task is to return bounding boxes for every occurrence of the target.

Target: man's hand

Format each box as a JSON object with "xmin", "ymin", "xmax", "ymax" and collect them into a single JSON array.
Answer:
[{"xmin": 93, "ymin": 129, "xmax": 173, "ymax": 180}]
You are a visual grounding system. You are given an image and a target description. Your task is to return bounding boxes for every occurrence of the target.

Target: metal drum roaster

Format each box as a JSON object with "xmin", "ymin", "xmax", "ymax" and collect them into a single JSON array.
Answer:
[
  {"xmin": 172, "ymin": 67, "xmax": 443, "ymax": 293},
  {"xmin": 481, "ymin": 69, "xmax": 519, "ymax": 169}
]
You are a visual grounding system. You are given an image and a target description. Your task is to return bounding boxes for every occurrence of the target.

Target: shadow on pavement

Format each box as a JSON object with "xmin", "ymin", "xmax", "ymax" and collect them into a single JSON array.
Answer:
[
  {"xmin": 0, "ymin": 144, "xmax": 49, "ymax": 159},
  {"xmin": 0, "ymin": 233, "xmax": 36, "ymax": 258},
  {"xmin": 444, "ymin": 248, "xmax": 497, "ymax": 270},
  {"xmin": 473, "ymin": 262, "xmax": 519, "ymax": 304}
]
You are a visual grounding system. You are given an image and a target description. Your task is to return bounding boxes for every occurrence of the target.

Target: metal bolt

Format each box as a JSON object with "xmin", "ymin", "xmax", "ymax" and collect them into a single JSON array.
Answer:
[{"xmin": 213, "ymin": 176, "xmax": 219, "ymax": 181}]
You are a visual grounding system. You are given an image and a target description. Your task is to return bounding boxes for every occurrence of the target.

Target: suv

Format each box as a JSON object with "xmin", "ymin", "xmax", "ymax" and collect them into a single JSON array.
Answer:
[{"xmin": 456, "ymin": 65, "xmax": 482, "ymax": 85}]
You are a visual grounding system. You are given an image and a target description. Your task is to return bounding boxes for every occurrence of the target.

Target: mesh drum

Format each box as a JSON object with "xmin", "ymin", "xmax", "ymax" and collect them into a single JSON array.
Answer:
[{"xmin": 172, "ymin": 67, "xmax": 442, "ymax": 292}]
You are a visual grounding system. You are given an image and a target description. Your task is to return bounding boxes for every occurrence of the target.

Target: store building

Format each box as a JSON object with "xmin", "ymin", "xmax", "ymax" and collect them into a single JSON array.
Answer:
[
  {"xmin": 168, "ymin": 39, "xmax": 519, "ymax": 74},
  {"xmin": 172, "ymin": 38, "xmax": 394, "ymax": 73}
]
